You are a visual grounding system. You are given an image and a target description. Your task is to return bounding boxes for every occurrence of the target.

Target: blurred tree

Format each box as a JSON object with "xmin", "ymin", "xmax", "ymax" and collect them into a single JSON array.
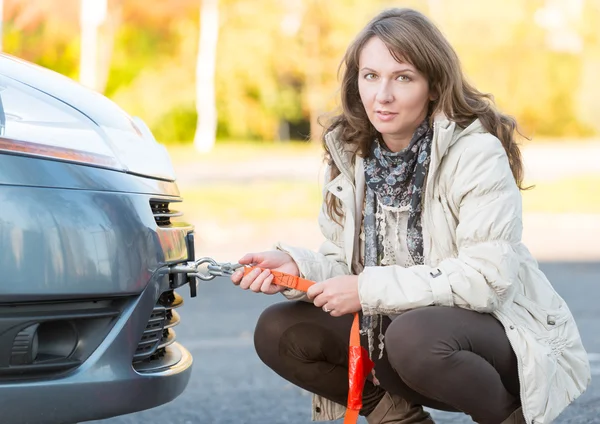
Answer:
[
  {"xmin": 1, "ymin": 0, "xmax": 597, "ymax": 142},
  {"xmin": 107, "ymin": 0, "xmax": 200, "ymax": 141},
  {"xmin": 194, "ymin": 0, "xmax": 219, "ymax": 152},
  {"xmin": 431, "ymin": 0, "xmax": 593, "ymax": 138},
  {"xmin": 3, "ymin": 0, "xmax": 80, "ymax": 78},
  {"xmin": 214, "ymin": 0, "xmax": 291, "ymax": 140}
]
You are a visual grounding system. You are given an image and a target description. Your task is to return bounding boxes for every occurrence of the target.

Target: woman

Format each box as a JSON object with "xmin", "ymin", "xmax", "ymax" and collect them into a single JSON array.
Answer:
[{"xmin": 230, "ymin": 8, "xmax": 590, "ymax": 424}]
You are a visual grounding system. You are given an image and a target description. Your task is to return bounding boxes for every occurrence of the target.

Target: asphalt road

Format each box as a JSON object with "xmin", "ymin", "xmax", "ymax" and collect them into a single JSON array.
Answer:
[{"xmin": 92, "ymin": 261, "xmax": 600, "ymax": 424}]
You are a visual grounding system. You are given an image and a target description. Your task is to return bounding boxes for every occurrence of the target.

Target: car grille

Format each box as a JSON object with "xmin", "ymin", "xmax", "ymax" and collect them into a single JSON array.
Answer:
[
  {"xmin": 150, "ymin": 200, "xmax": 183, "ymax": 226},
  {"xmin": 133, "ymin": 290, "xmax": 182, "ymax": 363}
]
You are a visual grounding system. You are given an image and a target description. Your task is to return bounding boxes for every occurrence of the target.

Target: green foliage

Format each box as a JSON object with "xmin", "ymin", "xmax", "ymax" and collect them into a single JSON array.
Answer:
[
  {"xmin": 3, "ymin": 0, "xmax": 599, "ymax": 143},
  {"xmin": 104, "ymin": 26, "xmax": 169, "ymax": 97},
  {"xmin": 3, "ymin": 21, "xmax": 80, "ymax": 80},
  {"xmin": 152, "ymin": 103, "xmax": 198, "ymax": 143}
]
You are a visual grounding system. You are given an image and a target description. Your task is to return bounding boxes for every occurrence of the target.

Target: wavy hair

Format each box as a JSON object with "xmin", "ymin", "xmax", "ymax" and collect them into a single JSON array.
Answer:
[{"xmin": 323, "ymin": 8, "xmax": 526, "ymax": 222}]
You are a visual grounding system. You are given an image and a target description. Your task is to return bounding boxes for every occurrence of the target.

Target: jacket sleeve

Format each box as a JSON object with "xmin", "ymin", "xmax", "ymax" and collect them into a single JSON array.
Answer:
[
  {"xmin": 358, "ymin": 134, "xmax": 521, "ymax": 314},
  {"xmin": 274, "ymin": 166, "xmax": 351, "ymax": 301}
]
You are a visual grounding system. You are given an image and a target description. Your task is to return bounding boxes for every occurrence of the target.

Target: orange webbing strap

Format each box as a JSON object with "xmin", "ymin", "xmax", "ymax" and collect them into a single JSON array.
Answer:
[
  {"xmin": 243, "ymin": 267, "xmax": 315, "ymax": 292},
  {"xmin": 343, "ymin": 409, "xmax": 360, "ymax": 424},
  {"xmin": 243, "ymin": 266, "xmax": 368, "ymax": 423},
  {"xmin": 345, "ymin": 312, "xmax": 372, "ymax": 423},
  {"xmin": 349, "ymin": 311, "xmax": 361, "ymax": 346}
]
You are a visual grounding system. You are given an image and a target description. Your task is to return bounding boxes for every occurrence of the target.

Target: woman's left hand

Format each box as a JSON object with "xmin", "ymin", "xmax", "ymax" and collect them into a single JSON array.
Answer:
[{"xmin": 307, "ymin": 275, "xmax": 361, "ymax": 317}]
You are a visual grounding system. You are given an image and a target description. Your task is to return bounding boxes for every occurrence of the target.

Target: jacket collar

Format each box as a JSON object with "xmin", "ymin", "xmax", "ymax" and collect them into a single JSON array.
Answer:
[
  {"xmin": 324, "ymin": 113, "xmax": 486, "ymax": 182},
  {"xmin": 432, "ymin": 112, "xmax": 486, "ymax": 154},
  {"xmin": 324, "ymin": 126, "xmax": 356, "ymax": 185}
]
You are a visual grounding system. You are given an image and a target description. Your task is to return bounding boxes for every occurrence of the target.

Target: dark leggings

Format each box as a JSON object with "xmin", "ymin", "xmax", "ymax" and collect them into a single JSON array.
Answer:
[{"xmin": 254, "ymin": 302, "xmax": 521, "ymax": 424}]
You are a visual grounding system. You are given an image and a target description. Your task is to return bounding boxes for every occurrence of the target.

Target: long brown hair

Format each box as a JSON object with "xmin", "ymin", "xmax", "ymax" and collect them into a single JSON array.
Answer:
[{"xmin": 323, "ymin": 8, "xmax": 526, "ymax": 222}]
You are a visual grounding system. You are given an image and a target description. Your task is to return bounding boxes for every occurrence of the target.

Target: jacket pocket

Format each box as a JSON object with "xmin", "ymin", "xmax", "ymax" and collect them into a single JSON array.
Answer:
[{"xmin": 513, "ymin": 293, "xmax": 570, "ymax": 332}]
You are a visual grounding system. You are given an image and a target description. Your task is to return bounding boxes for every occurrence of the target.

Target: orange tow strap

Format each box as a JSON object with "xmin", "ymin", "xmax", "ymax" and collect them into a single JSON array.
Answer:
[{"xmin": 243, "ymin": 267, "xmax": 374, "ymax": 423}]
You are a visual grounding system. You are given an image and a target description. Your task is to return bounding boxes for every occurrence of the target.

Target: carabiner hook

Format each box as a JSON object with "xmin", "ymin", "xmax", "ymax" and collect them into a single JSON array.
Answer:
[{"xmin": 192, "ymin": 257, "xmax": 219, "ymax": 281}]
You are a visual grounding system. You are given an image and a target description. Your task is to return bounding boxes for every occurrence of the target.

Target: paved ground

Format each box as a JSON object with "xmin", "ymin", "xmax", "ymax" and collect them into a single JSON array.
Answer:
[{"xmin": 91, "ymin": 262, "xmax": 600, "ymax": 424}]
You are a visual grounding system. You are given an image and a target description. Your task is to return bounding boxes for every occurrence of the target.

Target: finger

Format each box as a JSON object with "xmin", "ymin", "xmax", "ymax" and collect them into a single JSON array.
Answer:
[
  {"xmin": 330, "ymin": 309, "xmax": 342, "ymax": 317},
  {"xmin": 307, "ymin": 283, "xmax": 325, "ymax": 300},
  {"xmin": 265, "ymin": 285, "xmax": 285, "ymax": 295},
  {"xmin": 231, "ymin": 271, "xmax": 242, "ymax": 285},
  {"xmin": 249, "ymin": 269, "xmax": 272, "ymax": 293},
  {"xmin": 239, "ymin": 267, "xmax": 262, "ymax": 290},
  {"xmin": 230, "ymin": 268, "xmax": 245, "ymax": 284},
  {"xmin": 260, "ymin": 273, "xmax": 276, "ymax": 293},
  {"xmin": 239, "ymin": 252, "xmax": 267, "ymax": 265},
  {"xmin": 312, "ymin": 293, "xmax": 327, "ymax": 308}
]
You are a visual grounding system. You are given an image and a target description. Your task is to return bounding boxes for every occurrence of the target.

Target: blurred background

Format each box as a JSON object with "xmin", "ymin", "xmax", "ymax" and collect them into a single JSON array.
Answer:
[
  {"xmin": 2, "ymin": 2, "xmax": 599, "ymax": 423},
  {"xmin": 3, "ymin": 0, "xmax": 599, "ymax": 264},
  {"xmin": 0, "ymin": 0, "xmax": 598, "ymax": 261}
]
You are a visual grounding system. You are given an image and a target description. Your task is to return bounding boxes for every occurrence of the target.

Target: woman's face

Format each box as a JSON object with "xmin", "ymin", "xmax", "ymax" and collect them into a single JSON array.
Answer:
[{"xmin": 358, "ymin": 36, "xmax": 433, "ymax": 151}]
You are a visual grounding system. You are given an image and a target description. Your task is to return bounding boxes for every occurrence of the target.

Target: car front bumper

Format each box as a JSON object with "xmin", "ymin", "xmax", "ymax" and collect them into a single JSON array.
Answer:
[{"xmin": 0, "ymin": 279, "xmax": 194, "ymax": 424}]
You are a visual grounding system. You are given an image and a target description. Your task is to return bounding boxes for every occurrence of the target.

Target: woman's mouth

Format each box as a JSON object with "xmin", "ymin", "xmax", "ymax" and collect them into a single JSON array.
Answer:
[{"xmin": 375, "ymin": 111, "xmax": 398, "ymax": 122}]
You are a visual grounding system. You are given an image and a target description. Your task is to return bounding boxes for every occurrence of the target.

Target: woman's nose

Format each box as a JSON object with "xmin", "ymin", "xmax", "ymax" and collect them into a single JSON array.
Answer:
[{"xmin": 375, "ymin": 82, "xmax": 393, "ymax": 104}]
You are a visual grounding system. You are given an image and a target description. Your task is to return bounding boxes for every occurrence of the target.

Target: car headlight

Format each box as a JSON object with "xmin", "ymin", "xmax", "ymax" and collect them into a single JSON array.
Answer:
[
  {"xmin": 0, "ymin": 77, "xmax": 126, "ymax": 171},
  {"xmin": 0, "ymin": 69, "xmax": 176, "ymax": 182},
  {"xmin": 100, "ymin": 116, "xmax": 177, "ymax": 182}
]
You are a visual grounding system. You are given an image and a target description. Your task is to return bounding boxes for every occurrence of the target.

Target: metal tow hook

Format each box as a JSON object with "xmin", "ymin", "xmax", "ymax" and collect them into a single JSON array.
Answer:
[{"xmin": 168, "ymin": 258, "xmax": 245, "ymax": 297}]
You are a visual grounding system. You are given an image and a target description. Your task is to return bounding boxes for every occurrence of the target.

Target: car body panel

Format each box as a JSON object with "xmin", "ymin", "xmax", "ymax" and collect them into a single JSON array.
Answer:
[
  {"xmin": 0, "ymin": 153, "xmax": 180, "ymax": 196},
  {"xmin": 0, "ymin": 182, "xmax": 191, "ymax": 300}
]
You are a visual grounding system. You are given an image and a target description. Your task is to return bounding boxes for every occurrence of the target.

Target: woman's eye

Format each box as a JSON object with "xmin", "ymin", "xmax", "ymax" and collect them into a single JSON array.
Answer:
[
  {"xmin": 364, "ymin": 73, "xmax": 377, "ymax": 80},
  {"xmin": 396, "ymin": 75, "xmax": 411, "ymax": 82}
]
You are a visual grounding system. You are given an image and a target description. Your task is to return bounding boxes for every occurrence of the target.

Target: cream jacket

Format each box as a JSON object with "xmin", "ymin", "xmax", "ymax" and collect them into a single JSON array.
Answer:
[{"xmin": 275, "ymin": 115, "xmax": 591, "ymax": 424}]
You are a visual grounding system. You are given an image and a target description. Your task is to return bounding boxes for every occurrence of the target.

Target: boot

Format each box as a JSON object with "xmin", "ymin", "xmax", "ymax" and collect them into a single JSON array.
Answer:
[
  {"xmin": 366, "ymin": 392, "xmax": 435, "ymax": 424},
  {"xmin": 501, "ymin": 407, "xmax": 526, "ymax": 424}
]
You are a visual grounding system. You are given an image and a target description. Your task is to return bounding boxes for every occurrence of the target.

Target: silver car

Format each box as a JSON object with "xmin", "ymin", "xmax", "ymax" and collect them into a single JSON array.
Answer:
[{"xmin": 0, "ymin": 54, "xmax": 197, "ymax": 423}]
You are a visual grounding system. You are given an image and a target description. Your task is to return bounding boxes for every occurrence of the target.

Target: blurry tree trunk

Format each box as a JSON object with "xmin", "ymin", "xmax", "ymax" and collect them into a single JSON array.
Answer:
[
  {"xmin": 96, "ymin": 0, "xmax": 122, "ymax": 94},
  {"xmin": 194, "ymin": 0, "xmax": 219, "ymax": 153},
  {"xmin": 79, "ymin": 0, "xmax": 107, "ymax": 91}
]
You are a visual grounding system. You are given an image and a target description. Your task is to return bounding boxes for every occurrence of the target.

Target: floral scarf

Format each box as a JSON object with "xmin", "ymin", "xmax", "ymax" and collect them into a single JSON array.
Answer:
[{"xmin": 361, "ymin": 117, "xmax": 433, "ymax": 359}]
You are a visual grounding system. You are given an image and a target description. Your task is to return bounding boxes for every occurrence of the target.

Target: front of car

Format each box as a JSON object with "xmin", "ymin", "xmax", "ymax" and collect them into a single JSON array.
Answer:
[{"xmin": 0, "ymin": 54, "xmax": 196, "ymax": 423}]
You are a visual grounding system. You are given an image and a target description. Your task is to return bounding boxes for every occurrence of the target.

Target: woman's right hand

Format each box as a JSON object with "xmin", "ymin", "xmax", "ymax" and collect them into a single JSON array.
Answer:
[{"xmin": 231, "ymin": 250, "xmax": 300, "ymax": 295}]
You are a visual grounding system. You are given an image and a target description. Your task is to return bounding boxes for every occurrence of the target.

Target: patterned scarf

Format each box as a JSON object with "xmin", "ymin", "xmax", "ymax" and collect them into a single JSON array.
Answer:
[{"xmin": 361, "ymin": 117, "xmax": 433, "ymax": 359}]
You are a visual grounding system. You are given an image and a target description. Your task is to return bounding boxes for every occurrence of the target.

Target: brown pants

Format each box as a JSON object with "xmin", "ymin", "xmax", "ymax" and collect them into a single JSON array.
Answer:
[{"xmin": 254, "ymin": 302, "xmax": 521, "ymax": 424}]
